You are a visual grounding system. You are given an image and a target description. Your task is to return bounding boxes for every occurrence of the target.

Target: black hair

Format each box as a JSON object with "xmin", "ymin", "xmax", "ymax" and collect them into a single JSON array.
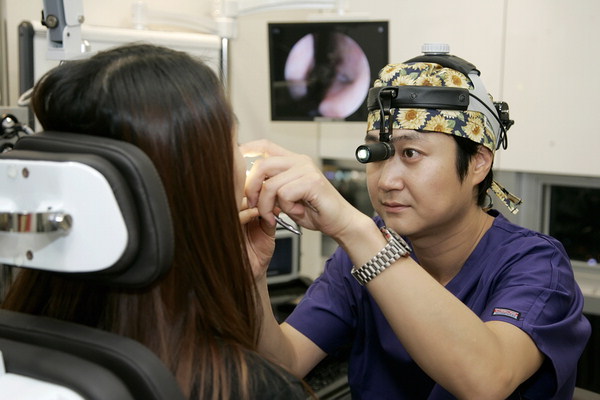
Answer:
[{"xmin": 452, "ymin": 135, "xmax": 493, "ymax": 207}]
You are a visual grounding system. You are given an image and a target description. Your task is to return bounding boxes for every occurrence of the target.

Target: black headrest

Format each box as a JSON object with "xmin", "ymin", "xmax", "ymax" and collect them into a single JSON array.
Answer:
[{"xmin": 0, "ymin": 131, "xmax": 174, "ymax": 288}]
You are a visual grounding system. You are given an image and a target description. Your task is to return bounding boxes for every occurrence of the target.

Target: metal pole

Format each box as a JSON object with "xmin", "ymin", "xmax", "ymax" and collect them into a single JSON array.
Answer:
[
  {"xmin": 0, "ymin": 0, "xmax": 8, "ymax": 105},
  {"xmin": 220, "ymin": 36, "xmax": 229, "ymax": 94}
]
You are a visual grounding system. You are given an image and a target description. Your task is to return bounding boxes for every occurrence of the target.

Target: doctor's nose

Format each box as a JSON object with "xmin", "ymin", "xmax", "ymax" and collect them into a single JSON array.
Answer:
[{"xmin": 374, "ymin": 157, "xmax": 406, "ymax": 191}]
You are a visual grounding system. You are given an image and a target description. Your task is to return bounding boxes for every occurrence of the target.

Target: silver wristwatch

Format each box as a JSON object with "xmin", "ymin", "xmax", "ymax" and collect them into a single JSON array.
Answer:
[{"xmin": 351, "ymin": 227, "xmax": 411, "ymax": 286}]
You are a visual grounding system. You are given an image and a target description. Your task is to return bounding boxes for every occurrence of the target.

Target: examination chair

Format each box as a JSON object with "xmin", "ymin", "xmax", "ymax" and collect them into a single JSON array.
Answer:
[{"xmin": 0, "ymin": 131, "xmax": 185, "ymax": 400}]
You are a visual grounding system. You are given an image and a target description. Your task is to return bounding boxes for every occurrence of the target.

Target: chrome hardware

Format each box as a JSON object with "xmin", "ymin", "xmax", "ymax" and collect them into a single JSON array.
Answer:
[{"xmin": 0, "ymin": 212, "xmax": 72, "ymax": 233}]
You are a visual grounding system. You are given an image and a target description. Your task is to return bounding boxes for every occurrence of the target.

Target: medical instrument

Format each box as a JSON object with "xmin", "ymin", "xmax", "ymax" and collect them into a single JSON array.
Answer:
[{"xmin": 275, "ymin": 214, "xmax": 301, "ymax": 235}]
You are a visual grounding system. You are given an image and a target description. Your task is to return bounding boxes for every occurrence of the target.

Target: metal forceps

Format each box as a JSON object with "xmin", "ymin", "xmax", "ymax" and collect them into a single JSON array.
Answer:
[{"xmin": 274, "ymin": 214, "xmax": 301, "ymax": 235}]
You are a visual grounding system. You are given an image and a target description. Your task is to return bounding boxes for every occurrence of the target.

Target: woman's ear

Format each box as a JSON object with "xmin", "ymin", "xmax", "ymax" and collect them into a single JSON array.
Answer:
[{"xmin": 471, "ymin": 146, "xmax": 493, "ymax": 185}]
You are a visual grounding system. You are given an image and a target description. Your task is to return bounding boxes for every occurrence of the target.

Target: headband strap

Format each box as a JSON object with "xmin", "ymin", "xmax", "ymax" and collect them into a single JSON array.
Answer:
[{"xmin": 490, "ymin": 180, "xmax": 522, "ymax": 214}]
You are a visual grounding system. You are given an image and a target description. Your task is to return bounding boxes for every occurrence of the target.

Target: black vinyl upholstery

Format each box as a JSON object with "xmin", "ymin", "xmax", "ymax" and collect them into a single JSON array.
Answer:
[{"xmin": 0, "ymin": 309, "xmax": 184, "ymax": 400}]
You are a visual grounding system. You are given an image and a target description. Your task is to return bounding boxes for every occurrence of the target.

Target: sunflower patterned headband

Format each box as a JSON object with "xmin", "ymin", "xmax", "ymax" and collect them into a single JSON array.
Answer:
[{"xmin": 367, "ymin": 62, "xmax": 522, "ymax": 214}]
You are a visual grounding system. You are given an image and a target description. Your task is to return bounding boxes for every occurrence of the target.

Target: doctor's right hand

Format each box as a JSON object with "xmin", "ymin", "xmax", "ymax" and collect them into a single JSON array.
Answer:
[{"xmin": 241, "ymin": 139, "xmax": 368, "ymax": 241}]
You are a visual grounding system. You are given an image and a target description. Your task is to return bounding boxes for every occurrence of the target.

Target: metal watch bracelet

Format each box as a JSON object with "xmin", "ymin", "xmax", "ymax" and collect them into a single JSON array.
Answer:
[{"xmin": 351, "ymin": 227, "xmax": 411, "ymax": 286}]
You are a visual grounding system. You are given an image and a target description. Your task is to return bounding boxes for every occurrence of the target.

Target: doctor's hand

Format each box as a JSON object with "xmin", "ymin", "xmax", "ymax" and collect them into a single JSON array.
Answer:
[
  {"xmin": 242, "ymin": 139, "xmax": 364, "ymax": 240},
  {"xmin": 239, "ymin": 197, "xmax": 276, "ymax": 281}
]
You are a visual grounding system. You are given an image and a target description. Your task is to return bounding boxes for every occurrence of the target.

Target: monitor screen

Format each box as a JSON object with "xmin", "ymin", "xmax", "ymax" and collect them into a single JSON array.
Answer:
[
  {"xmin": 267, "ymin": 225, "xmax": 300, "ymax": 285},
  {"xmin": 268, "ymin": 21, "xmax": 389, "ymax": 122},
  {"xmin": 544, "ymin": 184, "xmax": 600, "ymax": 266}
]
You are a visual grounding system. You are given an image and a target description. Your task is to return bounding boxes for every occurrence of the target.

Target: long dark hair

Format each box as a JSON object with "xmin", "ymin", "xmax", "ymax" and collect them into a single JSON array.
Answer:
[{"xmin": 2, "ymin": 44, "xmax": 263, "ymax": 399}]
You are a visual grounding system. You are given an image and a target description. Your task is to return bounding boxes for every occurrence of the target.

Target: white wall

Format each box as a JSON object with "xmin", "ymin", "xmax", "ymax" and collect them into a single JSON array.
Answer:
[{"xmin": 3, "ymin": 0, "xmax": 599, "ymax": 278}]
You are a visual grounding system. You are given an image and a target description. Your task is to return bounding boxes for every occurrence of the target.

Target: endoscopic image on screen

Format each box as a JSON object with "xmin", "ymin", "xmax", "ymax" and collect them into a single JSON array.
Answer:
[
  {"xmin": 269, "ymin": 21, "xmax": 389, "ymax": 122},
  {"xmin": 284, "ymin": 31, "xmax": 369, "ymax": 119}
]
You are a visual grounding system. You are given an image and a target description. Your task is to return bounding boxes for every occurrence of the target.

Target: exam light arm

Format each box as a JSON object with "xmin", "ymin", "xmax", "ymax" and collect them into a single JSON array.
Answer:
[{"xmin": 41, "ymin": 0, "xmax": 88, "ymax": 60}]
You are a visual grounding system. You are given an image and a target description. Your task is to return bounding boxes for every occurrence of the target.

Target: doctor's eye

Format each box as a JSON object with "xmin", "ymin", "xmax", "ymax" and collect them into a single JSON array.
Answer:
[{"xmin": 399, "ymin": 148, "xmax": 423, "ymax": 161}]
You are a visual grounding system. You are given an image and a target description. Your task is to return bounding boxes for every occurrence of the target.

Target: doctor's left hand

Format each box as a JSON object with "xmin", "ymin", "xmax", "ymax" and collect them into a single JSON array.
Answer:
[{"xmin": 239, "ymin": 197, "xmax": 276, "ymax": 281}]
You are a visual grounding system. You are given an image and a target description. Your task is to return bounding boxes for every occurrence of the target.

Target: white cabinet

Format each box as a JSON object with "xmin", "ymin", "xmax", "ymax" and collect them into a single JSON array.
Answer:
[{"xmin": 497, "ymin": 0, "xmax": 600, "ymax": 178}]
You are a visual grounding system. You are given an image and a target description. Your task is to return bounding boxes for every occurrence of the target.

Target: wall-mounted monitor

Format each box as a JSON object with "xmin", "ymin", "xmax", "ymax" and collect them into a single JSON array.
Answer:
[
  {"xmin": 542, "ymin": 182, "xmax": 600, "ymax": 267},
  {"xmin": 505, "ymin": 171, "xmax": 600, "ymax": 269},
  {"xmin": 268, "ymin": 21, "xmax": 388, "ymax": 122}
]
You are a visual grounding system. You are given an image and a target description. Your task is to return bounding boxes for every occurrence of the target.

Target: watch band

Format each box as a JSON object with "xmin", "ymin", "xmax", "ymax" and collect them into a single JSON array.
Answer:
[{"xmin": 351, "ymin": 227, "xmax": 411, "ymax": 286}]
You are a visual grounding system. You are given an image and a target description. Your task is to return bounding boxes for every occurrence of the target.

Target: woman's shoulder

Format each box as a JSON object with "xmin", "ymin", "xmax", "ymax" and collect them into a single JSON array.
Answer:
[{"xmin": 244, "ymin": 351, "xmax": 311, "ymax": 399}]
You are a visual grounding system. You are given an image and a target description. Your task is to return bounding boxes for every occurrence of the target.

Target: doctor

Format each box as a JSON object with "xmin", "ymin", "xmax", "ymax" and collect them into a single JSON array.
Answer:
[{"xmin": 242, "ymin": 48, "xmax": 590, "ymax": 399}]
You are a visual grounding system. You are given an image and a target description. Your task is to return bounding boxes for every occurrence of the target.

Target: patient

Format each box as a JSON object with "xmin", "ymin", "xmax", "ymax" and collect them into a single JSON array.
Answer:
[{"xmin": 1, "ymin": 43, "xmax": 307, "ymax": 400}]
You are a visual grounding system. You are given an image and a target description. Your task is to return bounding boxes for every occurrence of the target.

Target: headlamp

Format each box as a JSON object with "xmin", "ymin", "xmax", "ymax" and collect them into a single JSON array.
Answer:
[
  {"xmin": 355, "ymin": 86, "xmax": 397, "ymax": 164},
  {"xmin": 355, "ymin": 142, "xmax": 394, "ymax": 164}
]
